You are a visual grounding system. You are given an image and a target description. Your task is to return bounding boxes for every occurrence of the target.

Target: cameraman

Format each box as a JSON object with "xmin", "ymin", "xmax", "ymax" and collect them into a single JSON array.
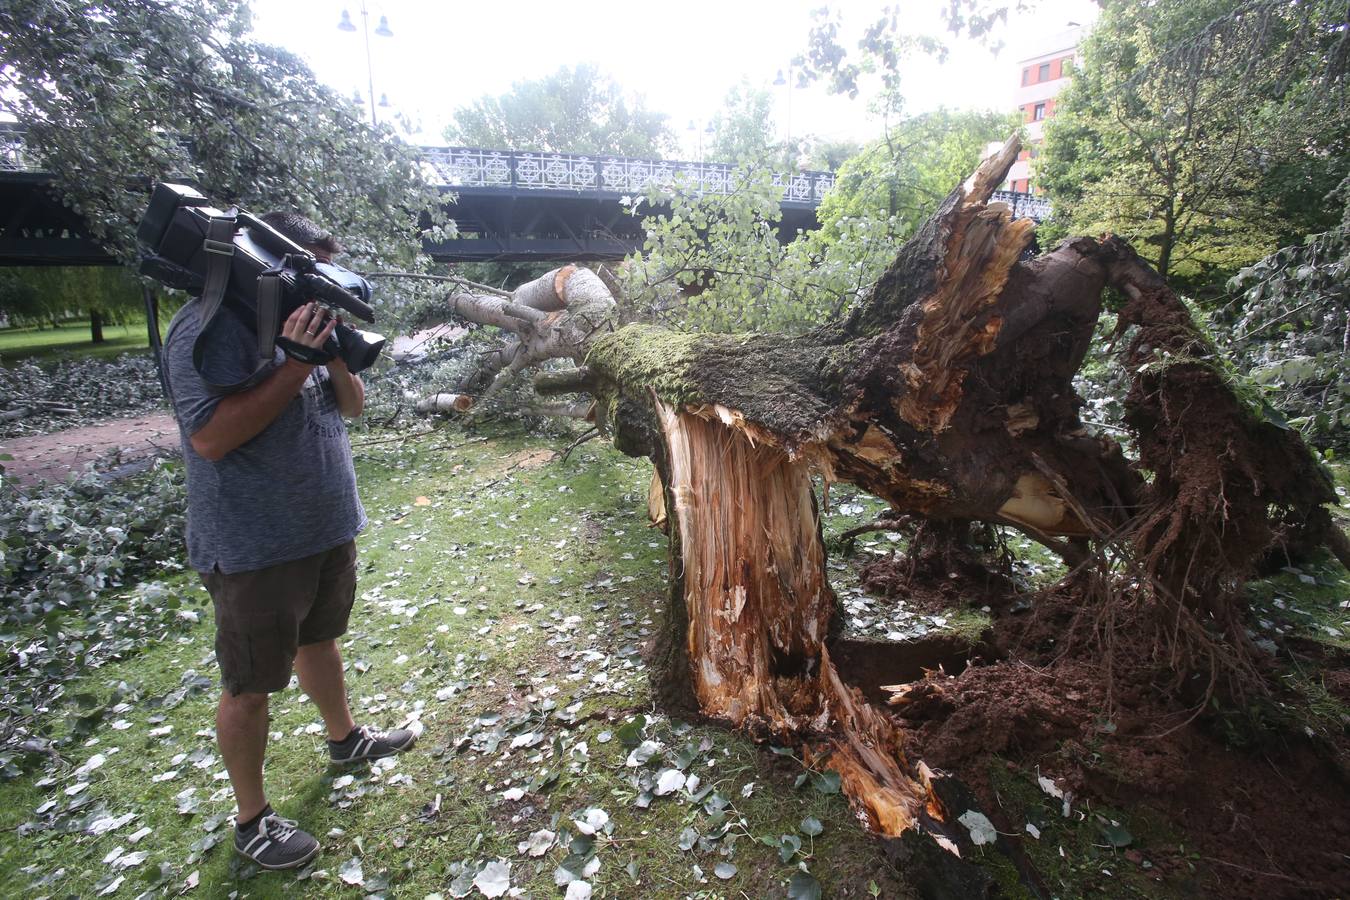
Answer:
[{"xmin": 163, "ymin": 212, "xmax": 413, "ymax": 871}]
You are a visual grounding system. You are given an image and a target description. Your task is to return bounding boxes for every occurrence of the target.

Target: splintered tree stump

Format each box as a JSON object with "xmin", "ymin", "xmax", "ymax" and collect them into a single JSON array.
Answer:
[{"xmin": 431, "ymin": 135, "xmax": 1348, "ymax": 866}]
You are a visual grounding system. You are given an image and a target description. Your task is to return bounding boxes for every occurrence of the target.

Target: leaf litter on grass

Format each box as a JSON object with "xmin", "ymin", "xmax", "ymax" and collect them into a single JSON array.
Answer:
[{"xmin": 0, "ymin": 430, "xmax": 916, "ymax": 898}]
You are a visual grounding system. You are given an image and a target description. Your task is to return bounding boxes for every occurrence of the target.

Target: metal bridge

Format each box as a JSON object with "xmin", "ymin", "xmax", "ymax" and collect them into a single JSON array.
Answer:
[{"xmin": 1, "ymin": 127, "xmax": 1051, "ymax": 265}]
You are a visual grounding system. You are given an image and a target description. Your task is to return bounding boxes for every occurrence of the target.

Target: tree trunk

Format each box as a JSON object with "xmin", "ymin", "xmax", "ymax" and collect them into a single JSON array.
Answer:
[
  {"xmin": 89, "ymin": 308, "xmax": 104, "ymax": 343},
  {"xmin": 431, "ymin": 135, "xmax": 1347, "ymax": 857}
]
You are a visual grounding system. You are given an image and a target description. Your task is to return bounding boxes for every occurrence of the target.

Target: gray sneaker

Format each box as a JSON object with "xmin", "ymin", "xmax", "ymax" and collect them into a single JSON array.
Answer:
[
  {"xmin": 328, "ymin": 724, "xmax": 416, "ymax": 765},
  {"xmin": 234, "ymin": 809, "xmax": 320, "ymax": 870}
]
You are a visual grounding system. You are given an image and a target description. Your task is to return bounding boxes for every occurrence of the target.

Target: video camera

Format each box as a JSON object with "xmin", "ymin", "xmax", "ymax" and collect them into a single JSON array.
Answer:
[{"xmin": 136, "ymin": 183, "xmax": 385, "ymax": 392}]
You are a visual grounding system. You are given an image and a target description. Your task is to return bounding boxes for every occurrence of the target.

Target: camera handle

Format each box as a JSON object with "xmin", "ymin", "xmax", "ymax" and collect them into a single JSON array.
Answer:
[{"xmin": 295, "ymin": 271, "xmax": 376, "ymax": 322}]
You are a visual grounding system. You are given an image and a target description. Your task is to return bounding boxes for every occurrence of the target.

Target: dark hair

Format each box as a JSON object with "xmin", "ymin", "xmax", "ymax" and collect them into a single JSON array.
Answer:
[{"xmin": 260, "ymin": 211, "xmax": 343, "ymax": 256}]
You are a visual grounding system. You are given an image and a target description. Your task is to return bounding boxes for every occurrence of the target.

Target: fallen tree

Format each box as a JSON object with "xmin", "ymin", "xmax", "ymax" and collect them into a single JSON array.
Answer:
[{"xmin": 424, "ymin": 138, "xmax": 1348, "ymax": 874}]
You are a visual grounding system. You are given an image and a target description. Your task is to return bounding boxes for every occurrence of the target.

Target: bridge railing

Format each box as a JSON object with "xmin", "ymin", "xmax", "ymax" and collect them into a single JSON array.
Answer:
[
  {"xmin": 1, "ymin": 127, "xmax": 1053, "ymax": 219},
  {"xmin": 990, "ymin": 189, "xmax": 1053, "ymax": 221},
  {"xmin": 420, "ymin": 147, "xmax": 837, "ymax": 206},
  {"xmin": 1, "ymin": 127, "xmax": 39, "ymax": 172}
]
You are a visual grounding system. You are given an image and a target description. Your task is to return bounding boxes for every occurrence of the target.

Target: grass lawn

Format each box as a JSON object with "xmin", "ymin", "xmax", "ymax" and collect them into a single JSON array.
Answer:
[
  {"xmin": 0, "ymin": 427, "xmax": 916, "ymax": 899},
  {"xmin": 0, "ymin": 425, "xmax": 1344, "ymax": 899},
  {"xmin": 0, "ymin": 319, "xmax": 154, "ymax": 364}
]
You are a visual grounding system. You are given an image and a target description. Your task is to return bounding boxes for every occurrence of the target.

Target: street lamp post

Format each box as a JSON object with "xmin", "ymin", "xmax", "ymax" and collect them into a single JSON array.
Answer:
[
  {"xmin": 338, "ymin": 2, "xmax": 393, "ymax": 127},
  {"xmin": 774, "ymin": 66, "xmax": 795, "ymax": 149},
  {"xmin": 687, "ymin": 119, "xmax": 715, "ymax": 163}
]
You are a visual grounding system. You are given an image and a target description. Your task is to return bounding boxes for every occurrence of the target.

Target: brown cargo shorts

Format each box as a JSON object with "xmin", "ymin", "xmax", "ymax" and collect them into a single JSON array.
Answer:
[{"xmin": 200, "ymin": 540, "xmax": 358, "ymax": 695}]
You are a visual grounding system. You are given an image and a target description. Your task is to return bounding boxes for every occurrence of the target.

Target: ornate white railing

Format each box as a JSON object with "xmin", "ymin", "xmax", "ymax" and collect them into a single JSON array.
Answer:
[
  {"xmin": 2, "ymin": 129, "xmax": 1053, "ymax": 220},
  {"xmin": 0, "ymin": 128, "xmax": 38, "ymax": 172},
  {"xmin": 990, "ymin": 189, "xmax": 1053, "ymax": 221},
  {"xmin": 420, "ymin": 147, "xmax": 837, "ymax": 206}
]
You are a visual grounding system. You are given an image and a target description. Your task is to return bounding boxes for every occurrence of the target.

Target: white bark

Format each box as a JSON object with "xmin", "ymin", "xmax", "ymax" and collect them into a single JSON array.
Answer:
[{"xmin": 415, "ymin": 393, "xmax": 474, "ymax": 414}]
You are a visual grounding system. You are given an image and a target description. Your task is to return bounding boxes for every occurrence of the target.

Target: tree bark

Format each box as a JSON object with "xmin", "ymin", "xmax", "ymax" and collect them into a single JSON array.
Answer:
[{"xmin": 89, "ymin": 308, "xmax": 104, "ymax": 343}]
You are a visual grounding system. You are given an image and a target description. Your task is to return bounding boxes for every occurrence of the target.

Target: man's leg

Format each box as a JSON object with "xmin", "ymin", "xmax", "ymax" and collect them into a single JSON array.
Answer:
[
  {"xmin": 217, "ymin": 690, "xmax": 269, "ymax": 823},
  {"xmin": 295, "ymin": 639, "xmax": 355, "ymax": 741}
]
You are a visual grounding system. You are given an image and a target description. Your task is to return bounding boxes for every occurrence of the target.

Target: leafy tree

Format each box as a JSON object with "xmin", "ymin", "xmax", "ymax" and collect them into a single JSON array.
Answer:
[
  {"xmin": 814, "ymin": 109, "xmax": 1014, "ymax": 244},
  {"xmin": 444, "ymin": 65, "xmax": 674, "ymax": 157},
  {"xmin": 622, "ymin": 15, "xmax": 1013, "ymax": 336},
  {"xmin": 1038, "ymin": 0, "xmax": 1348, "ymax": 289},
  {"xmin": 0, "ymin": 0, "xmax": 445, "ymax": 277},
  {"xmin": 0, "ymin": 267, "xmax": 144, "ymax": 342},
  {"xmin": 0, "ymin": 273, "xmax": 43, "ymax": 329},
  {"xmin": 1221, "ymin": 176, "xmax": 1350, "ymax": 449},
  {"xmin": 705, "ymin": 84, "xmax": 778, "ymax": 165},
  {"xmin": 800, "ymin": 137, "xmax": 863, "ymax": 172}
]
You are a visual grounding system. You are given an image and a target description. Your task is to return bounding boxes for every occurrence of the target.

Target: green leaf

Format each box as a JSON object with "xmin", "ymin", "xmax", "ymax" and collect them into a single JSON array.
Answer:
[
  {"xmin": 615, "ymin": 715, "xmax": 646, "ymax": 748},
  {"xmin": 1100, "ymin": 823, "xmax": 1133, "ymax": 848},
  {"xmin": 787, "ymin": 871, "xmax": 822, "ymax": 900},
  {"xmin": 799, "ymin": 816, "xmax": 824, "ymax": 837},
  {"xmin": 812, "ymin": 770, "xmax": 842, "ymax": 795}
]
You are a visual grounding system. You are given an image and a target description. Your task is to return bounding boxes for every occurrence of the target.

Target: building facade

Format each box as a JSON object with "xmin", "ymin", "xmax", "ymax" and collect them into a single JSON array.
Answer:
[{"xmin": 1006, "ymin": 26, "xmax": 1084, "ymax": 194}]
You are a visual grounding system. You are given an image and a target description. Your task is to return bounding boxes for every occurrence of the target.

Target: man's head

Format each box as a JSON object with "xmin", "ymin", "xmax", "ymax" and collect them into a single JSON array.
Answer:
[{"xmin": 260, "ymin": 211, "xmax": 343, "ymax": 261}]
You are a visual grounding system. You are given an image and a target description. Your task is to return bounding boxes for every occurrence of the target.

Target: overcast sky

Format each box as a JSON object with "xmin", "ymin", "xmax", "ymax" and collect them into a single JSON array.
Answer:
[{"xmin": 249, "ymin": 0, "xmax": 1099, "ymax": 157}]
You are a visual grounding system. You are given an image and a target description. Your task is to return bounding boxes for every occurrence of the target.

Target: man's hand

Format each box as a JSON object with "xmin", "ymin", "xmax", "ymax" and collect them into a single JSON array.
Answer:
[
  {"xmin": 276, "ymin": 302, "xmax": 340, "ymax": 365},
  {"xmin": 287, "ymin": 301, "xmax": 339, "ymax": 349},
  {"xmin": 188, "ymin": 304, "xmax": 332, "ymax": 461}
]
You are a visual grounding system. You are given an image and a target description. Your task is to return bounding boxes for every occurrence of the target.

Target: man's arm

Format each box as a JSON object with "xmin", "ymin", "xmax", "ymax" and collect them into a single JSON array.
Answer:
[
  {"xmin": 325, "ymin": 357, "xmax": 365, "ymax": 418},
  {"xmin": 190, "ymin": 303, "xmax": 336, "ymax": 462}
]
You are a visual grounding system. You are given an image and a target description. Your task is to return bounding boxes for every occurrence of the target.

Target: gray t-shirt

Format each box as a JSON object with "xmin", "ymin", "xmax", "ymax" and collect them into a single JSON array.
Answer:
[{"xmin": 164, "ymin": 299, "xmax": 366, "ymax": 574}]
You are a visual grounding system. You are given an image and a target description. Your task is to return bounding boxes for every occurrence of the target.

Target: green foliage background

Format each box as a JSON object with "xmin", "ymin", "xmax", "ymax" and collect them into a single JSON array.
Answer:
[{"xmin": 1038, "ymin": 0, "xmax": 1348, "ymax": 292}]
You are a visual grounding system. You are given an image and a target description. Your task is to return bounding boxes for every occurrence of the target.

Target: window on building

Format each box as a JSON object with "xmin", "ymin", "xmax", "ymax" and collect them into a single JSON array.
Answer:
[
  {"xmin": 1022, "ymin": 67, "xmax": 1030, "ymax": 85},
  {"xmin": 1033, "ymin": 103, "xmax": 1046, "ymax": 120},
  {"xmin": 1038, "ymin": 62, "xmax": 1050, "ymax": 81}
]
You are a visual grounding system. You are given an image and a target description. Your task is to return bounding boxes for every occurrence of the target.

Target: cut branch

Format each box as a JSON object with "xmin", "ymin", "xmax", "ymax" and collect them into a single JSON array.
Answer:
[{"xmin": 415, "ymin": 393, "xmax": 474, "ymax": 415}]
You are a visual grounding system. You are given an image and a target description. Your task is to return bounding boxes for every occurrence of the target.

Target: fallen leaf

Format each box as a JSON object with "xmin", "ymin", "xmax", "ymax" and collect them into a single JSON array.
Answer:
[
  {"xmin": 572, "ymin": 807, "xmax": 609, "ymax": 836},
  {"xmin": 114, "ymin": 850, "xmax": 148, "ymax": 870},
  {"xmin": 1100, "ymin": 822, "xmax": 1133, "ymax": 848},
  {"xmin": 519, "ymin": 829, "xmax": 555, "ymax": 857},
  {"xmin": 339, "ymin": 856, "xmax": 365, "ymax": 887},
  {"xmin": 654, "ymin": 769, "xmax": 686, "ymax": 796},
  {"xmin": 473, "ymin": 859, "xmax": 511, "ymax": 898},
  {"xmin": 958, "ymin": 810, "xmax": 997, "ymax": 846},
  {"xmin": 1037, "ymin": 775, "xmax": 1064, "ymax": 799},
  {"xmin": 788, "ymin": 871, "xmax": 822, "ymax": 900}
]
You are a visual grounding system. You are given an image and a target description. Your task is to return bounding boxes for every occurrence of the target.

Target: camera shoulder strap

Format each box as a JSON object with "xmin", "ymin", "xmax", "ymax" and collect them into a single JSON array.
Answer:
[
  {"xmin": 196, "ymin": 214, "xmax": 237, "ymax": 330},
  {"xmin": 256, "ymin": 271, "xmax": 281, "ymax": 361}
]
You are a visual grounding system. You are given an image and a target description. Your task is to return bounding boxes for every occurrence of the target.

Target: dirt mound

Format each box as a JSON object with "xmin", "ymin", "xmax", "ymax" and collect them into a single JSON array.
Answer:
[{"xmin": 897, "ymin": 584, "xmax": 1350, "ymax": 898}]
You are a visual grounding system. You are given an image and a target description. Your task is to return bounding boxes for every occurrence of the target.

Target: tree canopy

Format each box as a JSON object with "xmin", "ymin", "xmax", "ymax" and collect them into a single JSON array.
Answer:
[
  {"xmin": 815, "ymin": 108, "xmax": 1014, "ymax": 243},
  {"xmin": 1038, "ymin": 0, "xmax": 1348, "ymax": 288},
  {"xmin": 443, "ymin": 65, "xmax": 674, "ymax": 158},
  {"xmin": 0, "ymin": 0, "xmax": 444, "ymax": 269},
  {"xmin": 0, "ymin": 267, "xmax": 144, "ymax": 336}
]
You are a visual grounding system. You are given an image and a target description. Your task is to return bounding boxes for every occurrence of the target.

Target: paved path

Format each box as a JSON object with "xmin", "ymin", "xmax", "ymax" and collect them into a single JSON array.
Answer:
[{"xmin": 0, "ymin": 412, "xmax": 179, "ymax": 486}]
